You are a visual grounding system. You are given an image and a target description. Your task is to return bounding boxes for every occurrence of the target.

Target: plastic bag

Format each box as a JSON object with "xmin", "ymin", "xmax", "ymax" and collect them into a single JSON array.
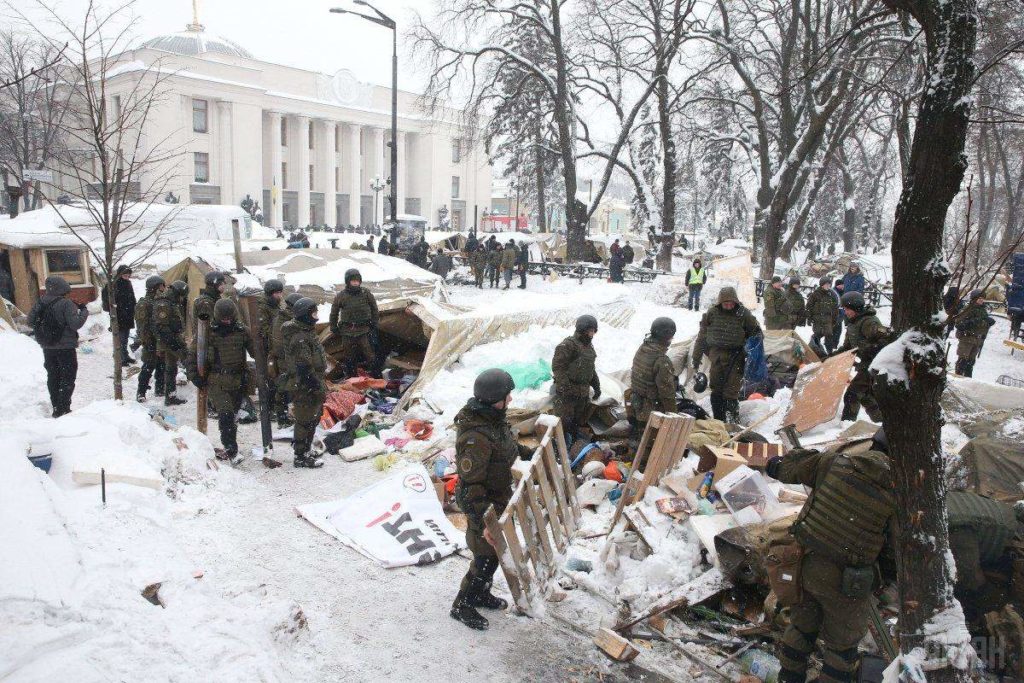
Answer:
[
  {"xmin": 744, "ymin": 335, "xmax": 768, "ymax": 384},
  {"xmin": 502, "ymin": 358, "xmax": 552, "ymax": 390}
]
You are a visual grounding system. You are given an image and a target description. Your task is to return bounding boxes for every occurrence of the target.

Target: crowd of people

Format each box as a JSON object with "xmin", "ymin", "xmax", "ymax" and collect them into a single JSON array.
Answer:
[{"xmin": 462, "ymin": 232, "xmax": 531, "ymax": 290}]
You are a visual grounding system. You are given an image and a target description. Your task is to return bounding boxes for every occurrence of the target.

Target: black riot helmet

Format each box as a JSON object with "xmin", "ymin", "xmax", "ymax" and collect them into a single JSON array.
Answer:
[
  {"xmin": 293, "ymin": 297, "xmax": 319, "ymax": 324},
  {"xmin": 169, "ymin": 280, "xmax": 188, "ymax": 297},
  {"xmin": 145, "ymin": 276, "xmax": 165, "ymax": 292},
  {"xmin": 213, "ymin": 298, "xmax": 238, "ymax": 321},
  {"xmin": 840, "ymin": 291, "xmax": 865, "ymax": 313},
  {"xmin": 473, "ymin": 368, "xmax": 516, "ymax": 405},
  {"xmin": 575, "ymin": 314, "xmax": 598, "ymax": 335},
  {"xmin": 204, "ymin": 271, "xmax": 225, "ymax": 288},
  {"xmin": 650, "ymin": 317, "xmax": 677, "ymax": 342},
  {"xmin": 263, "ymin": 279, "xmax": 284, "ymax": 296},
  {"xmin": 284, "ymin": 292, "xmax": 303, "ymax": 308}
]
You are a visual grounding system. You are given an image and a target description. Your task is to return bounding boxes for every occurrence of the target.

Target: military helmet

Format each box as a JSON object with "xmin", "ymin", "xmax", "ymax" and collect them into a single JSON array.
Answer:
[
  {"xmin": 969, "ymin": 289, "xmax": 985, "ymax": 302},
  {"xmin": 213, "ymin": 298, "xmax": 238, "ymax": 321},
  {"xmin": 169, "ymin": 280, "xmax": 188, "ymax": 296},
  {"xmin": 788, "ymin": 276, "xmax": 801, "ymax": 287},
  {"xmin": 650, "ymin": 316, "xmax": 677, "ymax": 341},
  {"xmin": 718, "ymin": 287, "xmax": 740, "ymax": 305},
  {"xmin": 819, "ymin": 275, "xmax": 831, "ymax": 286},
  {"xmin": 284, "ymin": 292, "xmax": 303, "ymax": 308},
  {"xmin": 145, "ymin": 275, "xmax": 165, "ymax": 291},
  {"xmin": 840, "ymin": 291, "xmax": 865, "ymax": 312},
  {"xmin": 204, "ymin": 271, "xmax": 225, "ymax": 287},
  {"xmin": 575, "ymin": 314, "xmax": 598, "ymax": 334},
  {"xmin": 770, "ymin": 275, "xmax": 782, "ymax": 284},
  {"xmin": 263, "ymin": 278, "xmax": 284, "ymax": 296},
  {"xmin": 344, "ymin": 268, "xmax": 362, "ymax": 286},
  {"xmin": 692, "ymin": 371, "xmax": 708, "ymax": 393},
  {"xmin": 292, "ymin": 297, "xmax": 318, "ymax": 323},
  {"xmin": 473, "ymin": 368, "xmax": 516, "ymax": 405}
]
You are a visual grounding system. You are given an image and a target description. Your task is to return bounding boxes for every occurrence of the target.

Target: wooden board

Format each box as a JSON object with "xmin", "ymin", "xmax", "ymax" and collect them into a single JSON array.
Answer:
[
  {"xmin": 71, "ymin": 456, "xmax": 163, "ymax": 490},
  {"xmin": 594, "ymin": 627, "xmax": 640, "ymax": 662},
  {"xmin": 783, "ymin": 350, "xmax": 856, "ymax": 432},
  {"xmin": 615, "ymin": 567, "xmax": 728, "ymax": 631}
]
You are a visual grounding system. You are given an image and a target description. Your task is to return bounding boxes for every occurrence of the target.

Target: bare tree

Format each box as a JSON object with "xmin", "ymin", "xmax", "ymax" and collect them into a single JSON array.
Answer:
[
  {"xmin": 0, "ymin": 30, "xmax": 68, "ymax": 212},
  {"xmin": 22, "ymin": 0, "xmax": 184, "ymax": 400},
  {"xmin": 869, "ymin": 0, "xmax": 980, "ymax": 679}
]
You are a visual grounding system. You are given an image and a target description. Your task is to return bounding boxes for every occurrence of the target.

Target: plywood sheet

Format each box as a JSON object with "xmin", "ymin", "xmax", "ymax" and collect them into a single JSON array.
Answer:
[{"xmin": 783, "ymin": 350, "xmax": 855, "ymax": 432}]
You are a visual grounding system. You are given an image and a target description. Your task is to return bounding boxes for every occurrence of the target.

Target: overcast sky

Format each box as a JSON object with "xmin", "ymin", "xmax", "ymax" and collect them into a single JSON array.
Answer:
[{"xmin": 19, "ymin": 0, "xmax": 436, "ymax": 91}]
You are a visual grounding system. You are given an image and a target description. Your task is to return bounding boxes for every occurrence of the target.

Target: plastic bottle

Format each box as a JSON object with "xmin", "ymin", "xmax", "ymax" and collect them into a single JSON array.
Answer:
[
  {"xmin": 697, "ymin": 498, "xmax": 717, "ymax": 515},
  {"xmin": 740, "ymin": 650, "xmax": 780, "ymax": 683}
]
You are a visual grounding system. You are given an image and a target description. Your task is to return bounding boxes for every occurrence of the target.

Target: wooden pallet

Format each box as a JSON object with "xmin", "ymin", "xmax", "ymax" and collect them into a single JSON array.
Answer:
[{"xmin": 484, "ymin": 416, "xmax": 580, "ymax": 614}]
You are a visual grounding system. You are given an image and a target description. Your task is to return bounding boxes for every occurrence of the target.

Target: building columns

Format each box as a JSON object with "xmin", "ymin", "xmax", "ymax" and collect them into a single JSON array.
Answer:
[
  {"xmin": 296, "ymin": 115, "xmax": 311, "ymax": 227},
  {"xmin": 395, "ymin": 131, "xmax": 406, "ymax": 217},
  {"xmin": 372, "ymin": 127, "xmax": 385, "ymax": 225},
  {"xmin": 217, "ymin": 102, "xmax": 233, "ymax": 204},
  {"xmin": 323, "ymin": 121, "xmax": 337, "ymax": 228},
  {"xmin": 268, "ymin": 111, "xmax": 283, "ymax": 229},
  {"xmin": 347, "ymin": 124, "xmax": 361, "ymax": 226}
]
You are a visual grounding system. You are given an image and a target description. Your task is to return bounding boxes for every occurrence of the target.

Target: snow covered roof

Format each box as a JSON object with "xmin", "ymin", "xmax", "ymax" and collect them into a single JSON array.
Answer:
[
  {"xmin": 0, "ymin": 213, "xmax": 83, "ymax": 249},
  {"xmin": 139, "ymin": 28, "xmax": 254, "ymax": 59}
]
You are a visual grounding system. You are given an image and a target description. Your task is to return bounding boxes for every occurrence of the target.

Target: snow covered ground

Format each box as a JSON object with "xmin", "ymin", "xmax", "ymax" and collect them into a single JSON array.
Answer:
[{"xmin": 4, "ymin": 264, "xmax": 1022, "ymax": 681}]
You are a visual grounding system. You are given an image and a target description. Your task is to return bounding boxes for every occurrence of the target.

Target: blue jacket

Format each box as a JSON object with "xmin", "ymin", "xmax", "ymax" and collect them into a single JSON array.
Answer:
[{"xmin": 842, "ymin": 271, "xmax": 865, "ymax": 294}]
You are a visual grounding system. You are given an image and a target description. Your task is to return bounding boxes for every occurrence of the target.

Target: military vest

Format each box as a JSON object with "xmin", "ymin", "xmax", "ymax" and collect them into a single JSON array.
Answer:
[
  {"xmin": 631, "ymin": 339, "xmax": 671, "ymax": 398},
  {"xmin": 135, "ymin": 295, "xmax": 156, "ymax": 347},
  {"xmin": 284, "ymin": 320, "xmax": 327, "ymax": 392},
  {"xmin": 793, "ymin": 451, "xmax": 894, "ymax": 567},
  {"xmin": 271, "ymin": 309, "xmax": 294, "ymax": 359},
  {"xmin": 553, "ymin": 334, "xmax": 597, "ymax": 397},
  {"xmin": 703, "ymin": 306, "xmax": 752, "ymax": 350},
  {"xmin": 955, "ymin": 304, "xmax": 991, "ymax": 342},
  {"xmin": 806, "ymin": 289, "xmax": 837, "ymax": 325},
  {"xmin": 947, "ymin": 491, "xmax": 1017, "ymax": 564},
  {"xmin": 258, "ymin": 297, "xmax": 280, "ymax": 344},
  {"xmin": 208, "ymin": 323, "xmax": 250, "ymax": 373},
  {"xmin": 454, "ymin": 401, "xmax": 520, "ymax": 511},
  {"xmin": 334, "ymin": 288, "xmax": 374, "ymax": 327},
  {"xmin": 845, "ymin": 309, "xmax": 888, "ymax": 365},
  {"xmin": 153, "ymin": 293, "xmax": 184, "ymax": 353}
]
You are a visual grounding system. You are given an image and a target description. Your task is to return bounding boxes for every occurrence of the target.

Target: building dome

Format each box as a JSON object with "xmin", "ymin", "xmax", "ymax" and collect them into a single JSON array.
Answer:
[{"xmin": 140, "ymin": 27, "xmax": 253, "ymax": 60}]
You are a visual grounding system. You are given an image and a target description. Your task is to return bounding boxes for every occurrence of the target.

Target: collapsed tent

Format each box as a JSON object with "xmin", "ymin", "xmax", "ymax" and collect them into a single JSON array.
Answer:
[{"xmin": 953, "ymin": 436, "xmax": 1024, "ymax": 503}]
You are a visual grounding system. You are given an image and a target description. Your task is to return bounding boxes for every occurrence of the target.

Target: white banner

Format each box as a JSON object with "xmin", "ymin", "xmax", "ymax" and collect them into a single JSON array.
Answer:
[{"xmin": 296, "ymin": 464, "xmax": 465, "ymax": 568}]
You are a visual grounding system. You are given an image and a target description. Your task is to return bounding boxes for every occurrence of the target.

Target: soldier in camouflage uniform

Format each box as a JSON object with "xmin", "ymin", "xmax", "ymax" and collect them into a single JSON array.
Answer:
[
  {"xmin": 470, "ymin": 244, "xmax": 487, "ymax": 288},
  {"xmin": 783, "ymin": 276, "xmax": 806, "ymax": 330},
  {"xmin": 551, "ymin": 315, "xmax": 600, "ymax": 443},
  {"xmin": 193, "ymin": 270, "xmax": 226, "ymax": 333},
  {"xmin": 329, "ymin": 269, "xmax": 380, "ymax": 378},
  {"xmin": 486, "ymin": 245, "xmax": 502, "ymax": 288},
  {"xmin": 270, "ymin": 292, "xmax": 302, "ymax": 428},
  {"xmin": 153, "ymin": 280, "xmax": 189, "ymax": 406},
  {"xmin": 766, "ymin": 430, "xmax": 894, "ymax": 683},
  {"xmin": 806, "ymin": 276, "xmax": 840, "ymax": 356},
  {"xmin": 692, "ymin": 287, "xmax": 761, "ymax": 423},
  {"xmin": 762, "ymin": 276, "xmax": 788, "ymax": 330},
  {"xmin": 630, "ymin": 317, "xmax": 678, "ymax": 435},
  {"xmin": 190, "ymin": 299, "xmax": 253, "ymax": 464},
  {"xmin": 947, "ymin": 491, "xmax": 1019, "ymax": 597},
  {"xmin": 285, "ymin": 298, "xmax": 327, "ymax": 468},
  {"xmin": 134, "ymin": 276, "xmax": 166, "ymax": 402},
  {"xmin": 835, "ymin": 291, "xmax": 890, "ymax": 421},
  {"xmin": 257, "ymin": 279, "xmax": 286, "ymax": 424},
  {"xmin": 451, "ymin": 369, "xmax": 533, "ymax": 630},
  {"xmin": 954, "ymin": 289, "xmax": 994, "ymax": 377}
]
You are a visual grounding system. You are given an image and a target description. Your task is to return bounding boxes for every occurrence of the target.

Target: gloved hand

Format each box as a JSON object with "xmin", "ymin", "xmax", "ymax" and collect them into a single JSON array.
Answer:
[{"xmin": 592, "ymin": 388, "xmax": 601, "ymax": 401}]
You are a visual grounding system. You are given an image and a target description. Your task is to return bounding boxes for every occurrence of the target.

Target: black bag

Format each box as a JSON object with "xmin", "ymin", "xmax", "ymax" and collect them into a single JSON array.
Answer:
[
  {"xmin": 675, "ymin": 397, "xmax": 709, "ymax": 420},
  {"xmin": 32, "ymin": 299, "xmax": 64, "ymax": 346}
]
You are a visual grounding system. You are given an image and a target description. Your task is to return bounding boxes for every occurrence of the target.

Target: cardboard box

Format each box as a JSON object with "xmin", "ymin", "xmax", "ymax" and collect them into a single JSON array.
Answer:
[
  {"xmin": 734, "ymin": 442, "xmax": 784, "ymax": 468},
  {"xmin": 685, "ymin": 449, "xmax": 747, "ymax": 493}
]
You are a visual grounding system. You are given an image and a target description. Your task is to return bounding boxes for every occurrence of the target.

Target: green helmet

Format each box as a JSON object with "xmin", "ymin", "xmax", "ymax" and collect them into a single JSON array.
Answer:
[
  {"xmin": 651, "ymin": 317, "xmax": 677, "ymax": 341},
  {"xmin": 473, "ymin": 368, "xmax": 515, "ymax": 405},
  {"xmin": 213, "ymin": 298, "xmax": 237, "ymax": 321},
  {"xmin": 263, "ymin": 279, "xmax": 284, "ymax": 296},
  {"xmin": 284, "ymin": 292, "xmax": 303, "ymax": 308}
]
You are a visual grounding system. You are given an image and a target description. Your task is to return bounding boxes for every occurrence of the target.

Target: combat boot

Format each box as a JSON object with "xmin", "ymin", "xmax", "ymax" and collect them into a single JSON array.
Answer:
[
  {"xmin": 136, "ymin": 390, "xmax": 147, "ymax": 403},
  {"xmin": 724, "ymin": 399, "xmax": 740, "ymax": 424},
  {"xmin": 164, "ymin": 393, "xmax": 187, "ymax": 406},
  {"xmin": 276, "ymin": 410, "xmax": 293, "ymax": 428},
  {"xmin": 709, "ymin": 395, "xmax": 726, "ymax": 422},
  {"xmin": 450, "ymin": 589, "xmax": 488, "ymax": 630},
  {"xmin": 293, "ymin": 451, "xmax": 324, "ymax": 468},
  {"xmin": 466, "ymin": 578, "xmax": 508, "ymax": 610}
]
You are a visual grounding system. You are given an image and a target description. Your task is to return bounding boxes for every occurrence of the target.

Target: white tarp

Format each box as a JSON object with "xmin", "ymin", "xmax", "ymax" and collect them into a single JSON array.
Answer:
[{"xmin": 295, "ymin": 464, "xmax": 464, "ymax": 568}]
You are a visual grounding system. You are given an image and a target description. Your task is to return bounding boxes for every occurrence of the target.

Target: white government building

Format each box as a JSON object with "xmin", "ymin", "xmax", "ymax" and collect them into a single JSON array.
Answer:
[{"xmin": 107, "ymin": 13, "xmax": 491, "ymax": 231}]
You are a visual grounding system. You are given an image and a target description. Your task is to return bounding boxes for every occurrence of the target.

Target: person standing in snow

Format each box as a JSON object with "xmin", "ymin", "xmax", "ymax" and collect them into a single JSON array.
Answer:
[
  {"xmin": 101, "ymin": 264, "xmax": 137, "ymax": 364},
  {"xmin": 487, "ymin": 244, "xmax": 503, "ymax": 288},
  {"xmin": 515, "ymin": 241, "xmax": 529, "ymax": 289},
  {"xmin": 765, "ymin": 429, "xmax": 894, "ymax": 683},
  {"xmin": 451, "ymin": 369, "xmax": 533, "ymax": 630},
  {"xmin": 954, "ymin": 289, "xmax": 994, "ymax": 377},
  {"xmin": 257, "ymin": 279, "xmax": 286, "ymax": 424},
  {"xmin": 685, "ymin": 258, "xmax": 707, "ymax": 311},
  {"xmin": 630, "ymin": 317, "xmax": 678, "ymax": 435},
  {"xmin": 806, "ymin": 277, "xmax": 840, "ymax": 356},
  {"xmin": 470, "ymin": 244, "xmax": 487, "ymax": 289},
  {"xmin": 608, "ymin": 250, "xmax": 625, "ymax": 283},
  {"xmin": 429, "ymin": 248, "xmax": 452, "ymax": 279},
  {"xmin": 193, "ymin": 271, "xmax": 226, "ymax": 334},
  {"xmin": 377, "ymin": 235, "xmax": 390, "ymax": 255},
  {"xmin": 285, "ymin": 298, "xmax": 327, "ymax": 468},
  {"xmin": 190, "ymin": 299, "xmax": 253, "ymax": 464},
  {"xmin": 610, "ymin": 239, "xmax": 622, "ymax": 258},
  {"xmin": 133, "ymin": 276, "xmax": 166, "ymax": 402},
  {"xmin": 153, "ymin": 280, "xmax": 190, "ymax": 407},
  {"xmin": 270, "ymin": 292, "xmax": 302, "ymax": 428},
  {"xmin": 692, "ymin": 287, "xmax": 761, "ymax": 423},
  {"xmin": 500, "ymin": 239, "xmax": 517, "ymax": 289},
  {"xmin": 842, "ymin": 263, "xmax": 865, "ymax": 295},
  {"xmin": 551, "ymin": 315, "xmax": 600, "ymax": 443},
  {"xmin": 329, "ymin": 269, "xmax": 379, "ymax": 378},
  {"xmin": 762, "ymin": 275, "xmax": 788, "ymax": 330},
  {"xmin": 28, "ymin": 275, "xmax": 89, "ymax": 417},
  {"xmin": 622, "ymin": 241, "xmax": 635, "ymax": 265},
  {"xmin": 782, "ymin": 276, "xmax": 806, "ymax": 330},
  {"xmin": 834, "ymin": 291, "xmax": 890, "ymax": 421}
]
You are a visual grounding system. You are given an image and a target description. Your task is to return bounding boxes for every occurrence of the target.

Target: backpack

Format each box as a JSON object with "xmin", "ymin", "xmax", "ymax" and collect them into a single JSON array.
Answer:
[{"xmin": 32, "ymin": 299, "xmax": 65, "ymax": 346}]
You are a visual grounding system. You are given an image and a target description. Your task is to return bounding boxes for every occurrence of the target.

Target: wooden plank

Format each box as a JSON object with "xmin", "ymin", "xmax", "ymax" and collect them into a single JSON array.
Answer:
[
  {"xmin": 606, "ymin": 417, "xmax": 662, "ymax": 534},
  {"xmin": 531, "ymin": 452, "xmax": 567, "ymax": 550},
  {"xmin": 541, "ymin": 441, "xmax": 576, "ymax": 540},
  {"xmin": 513, "ymin": 495, "xmax": 546, "ymax": 582},
  {"xmin": 615, "ymin": 567, "xmax": 728, "ymax": 631},
  {"xmin": 552, "ymin": 420, "xmax": 581, "ymax": 523},
  {"xmin": 634, "ymin": 415, "xmax": 686, "ymax": 502},
  {"xmin": 500, "ymin": 514, "xmax": 534, "ymax": 602},
  {"xmin": 484, "ymin": 506, "xmax": 526, "ymax": 613},
  {"xmin": 521, "ymin": 479, "xmax": 556, "ymax": 572},
  {"xmin": 594, "ymin": 627, "xmax": 640, "ymax": 662},
  {"xmin": 623, "ymin": 506, "xmax": 660, "ymax": 552}
]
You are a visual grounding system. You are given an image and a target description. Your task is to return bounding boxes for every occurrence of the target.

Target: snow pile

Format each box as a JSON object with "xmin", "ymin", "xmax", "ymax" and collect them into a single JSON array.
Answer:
[
  {"xmin": 882, "ymin": 601, "xmax": 977, "ymax": 683},
  {"xmin": 0, "ymin": 330, "xmax": 49, "ymax": 419}
]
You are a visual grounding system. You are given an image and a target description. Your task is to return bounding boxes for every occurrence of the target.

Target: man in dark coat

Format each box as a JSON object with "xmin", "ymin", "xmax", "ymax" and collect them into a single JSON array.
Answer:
[
  {"xmin": 451, "ymin": 369, "xmax": 532, "ymax": 630},
  {"xmin": 153, "ymin": 280, "xmax": 190, "ymax": 407},
  {"xmin": 377, "ymin": 235, "xmax": 390, "ymax": 255},
  {"xmin": 630, "ymin": 317, "xmax": 678, "ymax": 435},
  {"xmin": 806, "ymin": 276, "xmax": 840, "ymax": 355},
  {"xmin": 329, "ymin": 269, "xmax": 380, "ymax": 377},
  {"xmin": 692, "ymin": 287, "xmax": 761, "ymax": 422},
  {"xmin": 28, "ymin": 276, "xmax": 89, "ymax": 417},
  {"xmin": 954, "ymin": 289, "xmax": 994, "ymax": 377},
  {"xmin": 134, "ymin": 276, "xmax": 166, "ymax": 402},
  {"xmin": 551, "ymin": 315, "xmax": 600, "ymax": 442},
  {"xmin": 101, "ymin": 264, "xmax": 137, "ymax": 364},
  {"xmin": 429, "ymin": 248, "xmax": 453, "ymax": 278},
  {"xmin": 842, "ymin": 263, "xmax": 865, "ymax": 295},
  {"xmin": 622, "ymin": 241, "xmax": 635, "ymax": 264},
  {"xmin": 608, "ymin": 251, "xmax": 625, "ymax": 283},
  {"xmin": 515, "ymin": 241, "xmax": 529, "ymax": 289},
  {"xmin": 284, "ymin": 298, "xmax": 327, "ymax": 468},
  {"xmin": 835, "ymin": 291, "xmax": 890, "ymax": 421}
]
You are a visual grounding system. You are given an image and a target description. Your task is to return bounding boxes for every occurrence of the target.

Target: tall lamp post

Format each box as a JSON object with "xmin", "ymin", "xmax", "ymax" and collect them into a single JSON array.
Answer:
[
  {"xmin": 330, "ymin": 1, "xmax": 398, "ymax": 248},
  {"xmin": 370, "ymin": 177, "xmax": 385, "ymax": 226}
]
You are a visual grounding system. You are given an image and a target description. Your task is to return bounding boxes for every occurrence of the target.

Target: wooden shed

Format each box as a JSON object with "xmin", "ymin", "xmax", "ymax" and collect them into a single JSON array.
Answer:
[{"xmin": 0, "ymin": 219, "xmax": 96, "ymax": 312}]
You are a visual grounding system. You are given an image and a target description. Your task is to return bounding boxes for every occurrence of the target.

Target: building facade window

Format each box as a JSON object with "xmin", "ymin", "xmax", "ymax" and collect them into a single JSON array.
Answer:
[
  {"xmin": 452, "ymin": 139, "xmax": 461, "ymax": 163},
  {"xmin": 192, "ymin": 99, "xmax": 208, "ymax": 133},
  {"xmin": 281, "ymin": 117, "xmax": 287, "ymax": 146},
  {"xmin": 308, "ymin": 121, "xmax": 315, "ymax": 149},
  {"xmin": 111, "ymin": 95, "xmax": 121, "ymax": 122},
  {"xmin": 281, "ymin": 162, "xmax": 288, "ymax": 189},
  {"xmin": 309, "ymin": 164, "xmax": 315, "ymax": 191},
  {"xmin": 194, "ymin": 152, "xmax": 209, "ymax": 183},
  {"xmin": 451, "ymin": 175, "xmax": 460, "ymax": 198}
]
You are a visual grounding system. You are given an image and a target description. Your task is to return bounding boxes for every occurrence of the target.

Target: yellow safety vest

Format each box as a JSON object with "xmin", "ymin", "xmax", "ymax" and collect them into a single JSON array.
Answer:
[{"xmin": 688, "ymin": 268, "xmax": 706, "ymax": 285}]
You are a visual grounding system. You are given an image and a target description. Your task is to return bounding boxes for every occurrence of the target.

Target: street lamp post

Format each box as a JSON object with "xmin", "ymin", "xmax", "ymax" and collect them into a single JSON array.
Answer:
[
  {"xmin": 330, "ymin": 1, "xmax": 398, "ymax": 248},
  {"xmin": 370, "ymin": 177, "xmax": 385, "ymax": 226}
]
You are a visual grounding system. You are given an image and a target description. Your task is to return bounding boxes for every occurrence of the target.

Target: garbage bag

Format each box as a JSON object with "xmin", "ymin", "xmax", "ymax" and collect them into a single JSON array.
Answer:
[
  {"xmin": 502, "ymin": 358, "xmax": 552, "ymax": 390},
  {"xmin": 744, "ymin": 335, "xmax": 768, "ymax": 385}
]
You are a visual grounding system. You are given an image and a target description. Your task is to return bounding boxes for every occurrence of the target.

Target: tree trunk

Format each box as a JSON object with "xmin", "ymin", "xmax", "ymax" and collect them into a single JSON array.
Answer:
[
  {"xmin": 534, "ymin": 127, "xmax": 547, "ymax": 233},
  {"xmin": 107, "ymin": 278, "xmax": 124, "ymax": 401},
  {"xmin": 656, "ymin": 58, "xmax": 675, "ymax": 272},
  {"xmin": 548, "ymin": 0, "xmax": 584, "ymax": 262},
  {"xmin": 872, "ymin": 1, "xmax": 978, "ymax": 680}
]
